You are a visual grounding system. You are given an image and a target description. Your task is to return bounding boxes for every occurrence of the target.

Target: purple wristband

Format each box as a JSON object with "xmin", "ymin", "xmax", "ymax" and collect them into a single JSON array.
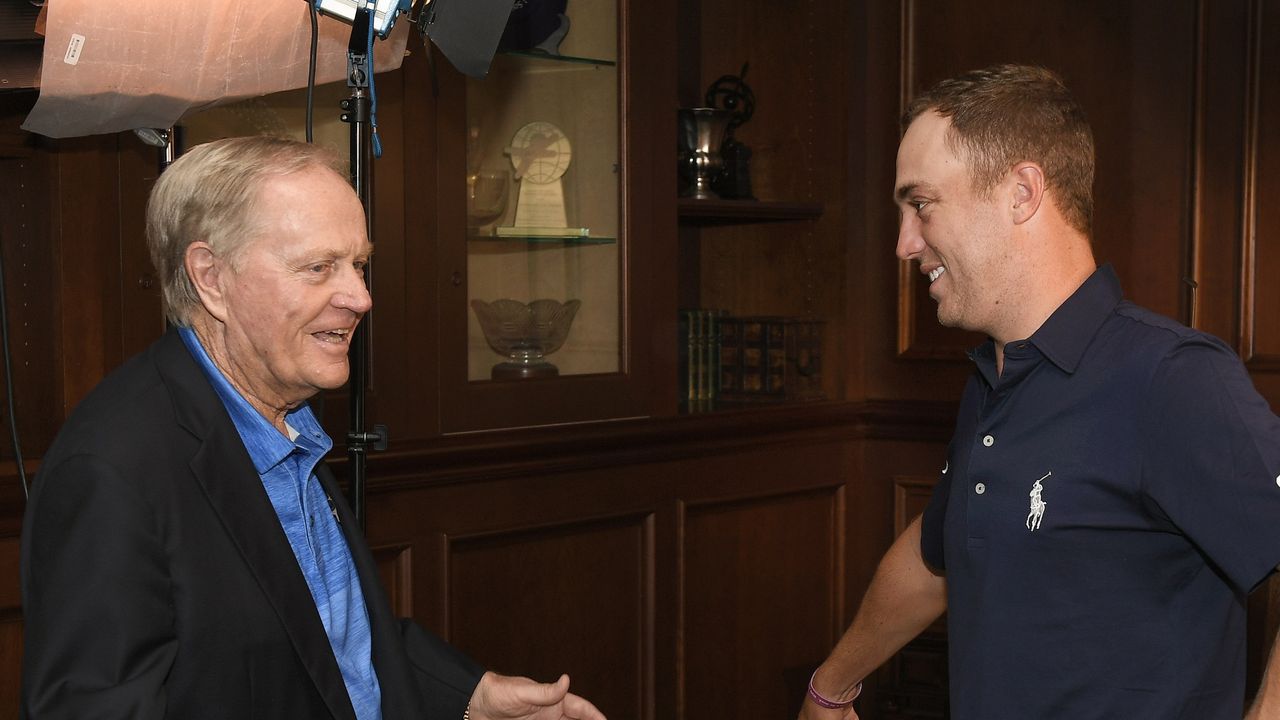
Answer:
[{"xmin": 807, "ymin": 670, "xmax": 862, "ymax": 709}]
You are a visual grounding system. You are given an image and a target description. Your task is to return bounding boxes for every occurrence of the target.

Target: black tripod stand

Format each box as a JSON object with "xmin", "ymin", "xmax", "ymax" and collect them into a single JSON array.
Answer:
[{"xmin": 340, "ymin": 7, "xmax": 388, "ymax": 533}]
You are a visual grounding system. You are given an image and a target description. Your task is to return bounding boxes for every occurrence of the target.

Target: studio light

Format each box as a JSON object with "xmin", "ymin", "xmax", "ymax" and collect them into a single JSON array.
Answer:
[{"xmin": 314, "ymin": 0, "xmax": 411, "ymax": 39}]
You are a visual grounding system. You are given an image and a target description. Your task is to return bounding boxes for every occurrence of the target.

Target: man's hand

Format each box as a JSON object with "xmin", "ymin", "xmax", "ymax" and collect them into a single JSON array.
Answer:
[{"xmin": 467, "ymin": 671, "xmax": 605, "ymax": 720}]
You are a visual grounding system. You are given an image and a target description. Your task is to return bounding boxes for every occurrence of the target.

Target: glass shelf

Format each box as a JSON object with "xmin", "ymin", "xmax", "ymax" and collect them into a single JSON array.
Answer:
[
  {"xmin": 469, "ymin": 232, "xmax": 617, "ymax": 246},
  {"xmin": 501, "ymin": 50, "xmax": 617, "ymax": 68}
]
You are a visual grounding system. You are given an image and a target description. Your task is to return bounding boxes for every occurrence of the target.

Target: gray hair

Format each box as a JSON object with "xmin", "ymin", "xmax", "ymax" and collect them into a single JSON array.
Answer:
[{"xmin": 146, "ymin": 136, "xmax": 346, "ymax": 326}]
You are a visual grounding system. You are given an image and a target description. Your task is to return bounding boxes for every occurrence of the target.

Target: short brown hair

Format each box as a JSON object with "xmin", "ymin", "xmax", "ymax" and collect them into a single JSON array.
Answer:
[
  {"xmin": 903, "ymin": 64, "xmax": 1095, "ymax": 236},
  {"xmin": 146, "ymin": 136, "xmax": 347, "ymax": 326}
]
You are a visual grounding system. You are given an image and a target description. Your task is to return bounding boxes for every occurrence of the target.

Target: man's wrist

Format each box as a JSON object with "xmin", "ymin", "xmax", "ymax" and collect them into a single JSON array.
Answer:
[{"xmin": 807, "ymin": 669, "xmax": 862, "ymax": 709}]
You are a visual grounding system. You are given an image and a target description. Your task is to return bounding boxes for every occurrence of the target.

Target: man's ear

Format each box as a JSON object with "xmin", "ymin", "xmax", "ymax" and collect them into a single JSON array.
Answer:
[
  {"xmin": 1010, "ymin": 162, "xmax": 1045, "ymax": 225},
  {"xmin": 184, "ymin": 242, "xmax": 230, "ymax": 322}
]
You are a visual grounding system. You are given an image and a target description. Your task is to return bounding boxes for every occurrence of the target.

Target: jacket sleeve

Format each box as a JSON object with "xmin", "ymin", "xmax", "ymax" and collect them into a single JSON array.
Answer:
[
  {"xmin": 21, "ymin": 454, "xmax": 177, "ymax": 720},
  {"xmin": 398, "ymin": 619, "xmax": 485, "ymax": 719}
]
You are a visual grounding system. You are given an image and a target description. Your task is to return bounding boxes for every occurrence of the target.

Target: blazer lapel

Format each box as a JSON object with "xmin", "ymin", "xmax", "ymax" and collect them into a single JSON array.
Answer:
[{"xmin": 155, "ymin": 331, "xmax": 358, "ymax": 720}]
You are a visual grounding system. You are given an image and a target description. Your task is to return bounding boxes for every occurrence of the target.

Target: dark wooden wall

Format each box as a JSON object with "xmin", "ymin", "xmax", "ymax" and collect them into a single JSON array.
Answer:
[{"xmin": 0, "ymin": 2, "xmax": 1276, "ymax": 719}]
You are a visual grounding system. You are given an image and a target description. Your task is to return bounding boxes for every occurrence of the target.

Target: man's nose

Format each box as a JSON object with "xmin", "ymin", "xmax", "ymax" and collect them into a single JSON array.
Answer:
[
  {"xmin": 896, "ymin": 215, "xmax": 925, "ymax": 261},
  {"xmin": 336, "ymin": 267, "xmax": 373, "ymax": 313}
]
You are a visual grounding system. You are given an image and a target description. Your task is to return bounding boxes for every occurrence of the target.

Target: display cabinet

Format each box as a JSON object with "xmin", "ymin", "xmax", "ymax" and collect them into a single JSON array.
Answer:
[{"xmin": 426, "ymin": 0, "xmax": 675, "ymax": 433}]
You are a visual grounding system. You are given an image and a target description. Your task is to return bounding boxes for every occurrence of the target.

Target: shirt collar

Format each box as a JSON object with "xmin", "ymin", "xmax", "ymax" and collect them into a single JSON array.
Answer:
[
  {"xmin": 178, "ymin": 326, "xmax": 330, "ymax": 473},
  {"xmin": 968, "ymin": 264, "xmax": 1124, "ymax": 380},
  {"xmin": 1029, "ymin": 264, "xmax": 1123, "ymax": 373}
]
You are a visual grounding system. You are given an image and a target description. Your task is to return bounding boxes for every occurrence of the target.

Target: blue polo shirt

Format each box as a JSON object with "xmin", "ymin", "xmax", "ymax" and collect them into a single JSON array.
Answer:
[
  {"xmin": 921, "ymin": 265, "xmax": 1280, "ymax": 719},
  {"xmin": 179, "ymin": 328, "xmax": 382, "ymax": 719}
]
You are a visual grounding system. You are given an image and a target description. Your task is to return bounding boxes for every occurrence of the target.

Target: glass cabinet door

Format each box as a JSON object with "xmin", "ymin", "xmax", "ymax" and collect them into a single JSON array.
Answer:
[
  {"xmin": 431, "ymin": 0, "xmax": 674, "ymax": 434},
  {"xmin": 463, "ymin": 3, "xmax": 620, "ymax": 384}
]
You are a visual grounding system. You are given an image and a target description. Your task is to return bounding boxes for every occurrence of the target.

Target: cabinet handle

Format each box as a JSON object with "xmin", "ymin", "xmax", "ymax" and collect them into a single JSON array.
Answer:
[{"xmin": 450, "ymin": 271, "xmax": 463, "ymax": 287}]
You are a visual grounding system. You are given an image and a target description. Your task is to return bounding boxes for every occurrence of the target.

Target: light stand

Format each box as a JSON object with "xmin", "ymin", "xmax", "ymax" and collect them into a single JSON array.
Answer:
[
  {"xmin": 321, "ymin": 0, "xmax": 512, "ymax": 531},
  {"xmin": 340, "ymin": 6, "xmax": 387, "ymax": 532}
]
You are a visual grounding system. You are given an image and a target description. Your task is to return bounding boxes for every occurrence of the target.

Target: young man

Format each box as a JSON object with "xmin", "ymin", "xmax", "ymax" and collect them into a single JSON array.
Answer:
[{"xmin": 802, "ymin": 65, "xmax": 1280, "ymax": 720}]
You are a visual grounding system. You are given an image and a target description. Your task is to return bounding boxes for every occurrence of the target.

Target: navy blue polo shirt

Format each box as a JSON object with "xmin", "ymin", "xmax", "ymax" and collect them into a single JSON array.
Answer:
[{"xmin": 921, "ymin": 265, "xmax": 1280, "ymax": 719}]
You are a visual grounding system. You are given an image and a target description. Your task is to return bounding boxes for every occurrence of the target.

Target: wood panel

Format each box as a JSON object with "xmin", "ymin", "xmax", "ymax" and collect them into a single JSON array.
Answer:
[
  {"xmin": 878, "ymin": 476, "xmax": 947, "ymax": 720},
  {"xmin": 0, "ymin": 535, "xmax": 20, "ymax": 720},
  {"xmin": 1241, "ymin": 0, "xmax": 1280, "ymax": 369},
  {"xmin": 682, "ymin": 487, "xmax": 842, "ymax": 720},
  {"xmin": 892, "ymin": 476, "xmax": 934, "ymax": 538},
  {"xmin": 373, "ymin": 543, "xmax": 413, "ymax": 618},
  {"xmin": 447, "ymin": 514, "xmax": 652, "ymax": 720},
  {"xmin": 0, "ymin": 149, "xmax": 59, "ymax": 458},
  {"xmin": 1189, "ymin": 0, "xmax": 1251, "ymax": 347},
  {"xmin": 0, "ymin": 619, "xmax": 19, "ymax": 720}
]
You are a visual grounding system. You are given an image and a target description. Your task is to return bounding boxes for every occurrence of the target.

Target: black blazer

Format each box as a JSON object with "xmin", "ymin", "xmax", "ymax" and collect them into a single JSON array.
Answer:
[{"xmin": 21, "ymin": 329, "xmax": 483, "ymax": 719}]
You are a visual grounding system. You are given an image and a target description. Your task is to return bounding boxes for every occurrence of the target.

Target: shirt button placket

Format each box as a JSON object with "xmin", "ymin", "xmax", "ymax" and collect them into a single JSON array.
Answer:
[{"xmin": 976, "ymin": 435, "xmax": 994, "ymax": 493}]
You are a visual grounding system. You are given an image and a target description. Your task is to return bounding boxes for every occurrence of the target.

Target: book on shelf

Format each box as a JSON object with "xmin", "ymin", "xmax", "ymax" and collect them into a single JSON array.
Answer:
[
  {"xmin": 678, "ymin": 308, "xmax": 727, "ymax": 413},
  {"xmin": 719, "ymin": 316, "xmax": 825, "ymax": 402}
]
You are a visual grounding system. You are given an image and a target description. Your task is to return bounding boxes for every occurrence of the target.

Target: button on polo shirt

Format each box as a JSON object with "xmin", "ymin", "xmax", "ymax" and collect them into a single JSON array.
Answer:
[{"xmin": 919, "ymin": 265, "xmax": 1280, "ymax": 720}]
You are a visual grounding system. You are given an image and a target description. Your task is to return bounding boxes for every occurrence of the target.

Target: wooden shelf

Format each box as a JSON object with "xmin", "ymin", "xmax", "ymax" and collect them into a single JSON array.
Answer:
[{"xmin": 677, "ymin": 198, "xmax": 823, "ymax": 225}]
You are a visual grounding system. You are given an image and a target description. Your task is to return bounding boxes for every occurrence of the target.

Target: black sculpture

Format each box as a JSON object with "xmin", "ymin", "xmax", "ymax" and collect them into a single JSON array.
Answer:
[{"xmin": 704, "ymin": 63, "xmax": 756, "ymax": 200}]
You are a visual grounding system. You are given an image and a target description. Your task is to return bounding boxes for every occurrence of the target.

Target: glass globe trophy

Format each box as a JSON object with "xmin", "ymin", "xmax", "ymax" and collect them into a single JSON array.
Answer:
[
  {"xmin": 498, "ymin": 121, "xmax": 580, "ymax": 237},
  {"xmin": 471, "ymin": 298, "xmax": 582, "ymax": 379}
]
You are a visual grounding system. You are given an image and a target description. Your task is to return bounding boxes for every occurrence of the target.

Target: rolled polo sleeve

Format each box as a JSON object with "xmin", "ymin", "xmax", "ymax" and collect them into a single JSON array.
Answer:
[
  {"xmin": 920, "ymin": 448, "xmax": 952, "ymax": 572},
  {"xmin": 1141, "ymin": 338, "xmax": 1280, "ymax": 595},
  {"xmin": 21, "ymin": 454, "xmax": 177, "ymax": 720}
]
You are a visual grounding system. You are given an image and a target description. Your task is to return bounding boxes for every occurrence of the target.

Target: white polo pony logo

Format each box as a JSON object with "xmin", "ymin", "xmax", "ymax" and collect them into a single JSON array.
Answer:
[{"xmin": 1026, "ymin": 471, "xmax": 1050, "ymax": 531}]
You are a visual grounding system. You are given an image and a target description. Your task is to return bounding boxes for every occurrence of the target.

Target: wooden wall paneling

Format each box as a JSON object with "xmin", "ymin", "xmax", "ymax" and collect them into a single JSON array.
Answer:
[
  {"xmin": 1189, "ymin": 0, "xmax": 1250, "ymax": 347},
  {"xmin": 694, "ymin": 0, "xmax": 819, "ymax": 205},
  {"xmin": 365, "ymin": 452, "xmax": 674, "ymax": 720},
  {"xmin": 0, "ymin": 618, "xmax": 18, "ymax": 720},
  {"xmin": 896, "ymin": 0, "xmax": 1199, "ymax": 358},
  {"xmin": 850, "ymin": 439, "xmax": 949, "ymax": 719},
  {"xmin": 671, "ymin": 432, "xmax": 855, "ymax": 719},
  {"xmin": 53, "ymin": 135, "xmax": 128, "ymax": 414},
  {"xmin": 1240, "ymin": 0, "xmax": 1280, "ymax": 371},
  {"xmin": 1241, "ymin": 0, "xmax": 1280, "ymax": 697},
  {"xmin": 628, "ymin": 0, "xmax": 682, "ymax": 420},
  {"xmin": 372, "ymin": 543, "xmax": 414, "ymax": 618},
  {"xmin": 447, "ymin": 513, "xmax": 653, "ymax": 720},
  {"xmin": 0, "ymin": 99, "xmax": 59, "ymax": 464},
  {"xmin": 681, "ymin": 486, "xmax": 843, "ymax": 720},
  {"xmin": 876, "ymin": 475, "xmax": 947, "ymax": 720},
  {"xmin": 393, "ymin": 37, "xmax": 443, "ymax": 441},
  {"xmin": 115, "ymin": 141, "xmax": 165, "ymax": 361},
  {"xmin": 842, "ymin": 0, "xmax": 871, "ymax": 400},
  {"xmin": 857, "ymin": 0, "xmax": 980, "ymax": 404},
  {"xmin": 891, "ymin": 475, "xmax": 934, "ymax": 537},
  {"xmin": 0, "ymin": 536, "xmax": 20, "ymax": 720},
  {"xmin": 358, "ymin": 65, "xmax": 408, "ymax": 446}
]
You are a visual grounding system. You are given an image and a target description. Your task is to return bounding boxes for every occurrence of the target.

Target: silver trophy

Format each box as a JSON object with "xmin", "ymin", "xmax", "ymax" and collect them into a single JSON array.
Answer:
[{"xmin": 678, "ymin": 108, "xmax": 732, "ymax": 200}]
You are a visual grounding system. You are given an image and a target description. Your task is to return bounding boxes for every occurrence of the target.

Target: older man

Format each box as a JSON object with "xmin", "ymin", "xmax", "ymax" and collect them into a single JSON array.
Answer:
[
  {"xmin": 801, "ymin": 65, "xmax": 1280, "ymax": 719},
  {"xmin": 21, "ymin": 136, "xmax": 604, "ymax": 720}
]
